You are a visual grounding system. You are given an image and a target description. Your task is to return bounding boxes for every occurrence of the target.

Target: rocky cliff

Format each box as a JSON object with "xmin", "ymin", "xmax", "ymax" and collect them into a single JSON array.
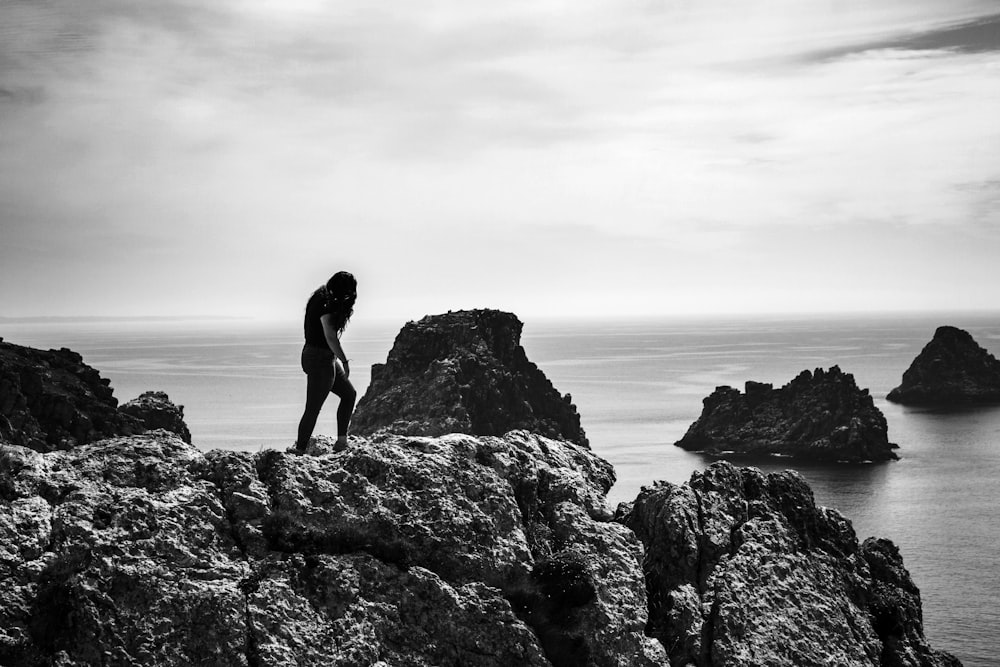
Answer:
[
  {"xmin": 0, "ymin": 339, "xmax": 187, "ymax": 451},
  {"xmin": 0, "ymin": 324, "xmax": 962, "ymax": 666},
  {"xmin": 887, "ymin": 326, "xmax": 1000, "ymax": 405},
  {"xmin": 617, "ymin": 463, "xmax": 960, "ymax": 667},
  {"xmin": 675, "ymin": 366, "xmax": 898, "ymax": 462},
  {"xmin": 0, "ymin": 430, "xmax": 663, "ymax": 666},
  {"xmin": 351, "ymin": 310, "xmax": 588, "ymax": 447}
]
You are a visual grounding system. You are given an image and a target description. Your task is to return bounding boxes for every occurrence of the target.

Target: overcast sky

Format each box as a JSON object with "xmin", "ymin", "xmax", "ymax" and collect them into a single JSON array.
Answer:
[{"xmin": 2, "ymin": 0, "xmax": 999, "ymax": 322}]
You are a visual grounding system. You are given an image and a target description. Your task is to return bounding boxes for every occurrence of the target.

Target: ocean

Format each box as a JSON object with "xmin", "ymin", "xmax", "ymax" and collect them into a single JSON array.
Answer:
[{"xmin": 3, "ymin": 312, "xmax": 998, "ymax": 665}]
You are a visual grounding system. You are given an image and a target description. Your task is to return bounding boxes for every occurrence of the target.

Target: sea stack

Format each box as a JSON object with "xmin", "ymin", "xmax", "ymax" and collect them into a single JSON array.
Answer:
[
  {"xmin": 675, "ymin": 366, "xmax": 898, "ymax": 462},
  {"xmin": 887, "ymin": 326, "xmax": 1000, "ymax": 405},
  {"xmin": 119, "ymin": 391, "xmax": 193, "ymax": 444},
  {"xmin": 351, "ymin": 309, "xmax": 588, "ymax": 446}
]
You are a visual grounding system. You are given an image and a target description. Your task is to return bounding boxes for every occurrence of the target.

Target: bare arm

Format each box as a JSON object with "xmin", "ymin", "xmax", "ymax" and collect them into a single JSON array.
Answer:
[{"xmin": 320, "ymin": 314, "xmax": 349, "ymax": 376}]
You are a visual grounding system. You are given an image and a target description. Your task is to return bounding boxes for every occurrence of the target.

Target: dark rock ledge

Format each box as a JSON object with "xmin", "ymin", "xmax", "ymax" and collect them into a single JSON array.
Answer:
[
  {"xmin": 675, "ymin": 366, "xmax": 899, "ymax": 462},
  {"xmin": 0, "ymin": 340, "xmax": 189, "ymax": 451},
  {"xmin": 887, "ymin": 326, "xmax": 1000, "ymax": 406}
]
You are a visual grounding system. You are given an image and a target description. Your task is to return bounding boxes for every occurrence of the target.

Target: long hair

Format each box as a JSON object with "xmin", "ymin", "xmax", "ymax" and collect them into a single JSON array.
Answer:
[{"xmin": 321, "ymin": 271, "xmax": 357, "ymax": 334}]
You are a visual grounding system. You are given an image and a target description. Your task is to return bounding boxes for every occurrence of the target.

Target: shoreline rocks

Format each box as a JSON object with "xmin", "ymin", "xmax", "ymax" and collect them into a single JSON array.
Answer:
[
  {"xmin": 1, "ymin": 430, "xmax": 664, "ymax": 666},
  {"xmin": 0, "ymin": 340, "xmax": 143, "ymax": 451},
  {"xmin": 0, "ymin": 340, "xmax": 190, "ymax": 452},
  {"xmin": 0, "ymin": 324, "xmax": 965, "ymax": 666},
  {"xmin": 120, "ymin": 391, "xmax": 192, "ymax": 444},
  {"xmin": 887, "ymin": 326, "xmax": 1000, "ymax": 406},
  {"xmin": 675, "ymin": 366, "xmax": 898, "ymax": 462},
  {"xmin": 617, "ymin": 463, "xmax": 961, "ymax": 667},
  {"xmin": 351, "ymin": 309, "xmax": 588, "ymax": 447}
]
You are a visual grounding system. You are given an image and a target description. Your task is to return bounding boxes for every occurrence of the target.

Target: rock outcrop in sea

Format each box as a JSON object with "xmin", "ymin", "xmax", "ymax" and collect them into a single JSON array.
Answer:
[
  {"xmin": 120, "ymin": 390, "xmax": 192, "ymax": 444},
  {"xmin": 0, "ymin": 321, "xmax": 961, "ymax": 666},
  {"xmin": 618, "ymin": 464, "xmax": 960, "ymax": 666},
  {"xmin": 352, "ymin": 309, "xmax": 588, "ymax": 447},
  {"xmin": 675, "ymin": 366, "xmax": 898, "ymax": 462},
  {"xmin": 887, "ymin": 326, "xmax": 1000, "ymax": 405}
]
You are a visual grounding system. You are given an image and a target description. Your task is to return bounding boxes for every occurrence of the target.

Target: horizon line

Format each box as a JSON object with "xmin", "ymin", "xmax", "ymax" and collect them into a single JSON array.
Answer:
[{"xmin": 3, "ymin": 307, "xmax": 1000, "ymax": 326}]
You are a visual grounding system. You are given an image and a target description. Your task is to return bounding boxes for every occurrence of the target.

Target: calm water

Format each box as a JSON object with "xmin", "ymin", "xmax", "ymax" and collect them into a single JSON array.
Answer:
[{"xmin": 4, "ymin": 313, "xmax": 999, "ymax": 665}]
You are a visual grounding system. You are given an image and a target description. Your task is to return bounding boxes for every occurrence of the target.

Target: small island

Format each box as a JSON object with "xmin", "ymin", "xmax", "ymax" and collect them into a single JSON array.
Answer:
[
  {"xmin": 675, "ymin": 366, "xmax": 898, "ymax": 462},
  {"xmin": 351, "ymin": 309, "xmax": 588, "ymax": 446},
  {"xmin": 887, "ymin": 325, "xmax": 1000, "ymax": 406}
]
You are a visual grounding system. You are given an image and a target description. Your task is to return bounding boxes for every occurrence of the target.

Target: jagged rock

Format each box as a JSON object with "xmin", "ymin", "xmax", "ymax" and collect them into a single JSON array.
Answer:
[
  {"xmin": 0, "ymin": 331, "xmax": 963, "ymax": 667},
  {"xmin": 617, "ymin": 462, "xmax": 962, "ymax": 667},
  {"xmin": 887, "ymin": 326, "xmax": 1000, "ymax": 405},
  {"xmin": 675, "ymin": 366, "xmax": 898, "ymax": 462},
  {"xmin": 120, "ymin": 391, "xmax": 193, "ymax": 444},
  {"xmin": 351, "ymin": 309, "xmax": 588, "ymax": 447},
  {"xmin": 0, "ymin": 340, "xmax": 143, "ymax": 451},
  {"xmin": 0, "ymin": 430, "xmax": 665, "ymax": 666}
]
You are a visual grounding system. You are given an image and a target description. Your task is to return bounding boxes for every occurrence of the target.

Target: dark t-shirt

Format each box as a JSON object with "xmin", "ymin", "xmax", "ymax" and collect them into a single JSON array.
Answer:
[{"xmin": 303, "ymin": 290, "xmax": 335, "ymax": 348}]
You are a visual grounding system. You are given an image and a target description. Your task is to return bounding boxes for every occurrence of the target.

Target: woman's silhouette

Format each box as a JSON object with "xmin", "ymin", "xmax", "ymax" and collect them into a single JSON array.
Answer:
[{"xmin": 295, "ymin": 271, "xmax": 358, "ymax": 453}]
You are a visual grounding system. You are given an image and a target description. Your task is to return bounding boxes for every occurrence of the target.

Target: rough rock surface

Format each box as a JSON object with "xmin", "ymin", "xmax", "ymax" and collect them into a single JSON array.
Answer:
[
  {"xmin": 351, "ymin": 309, "xmax": 588, "ymax": 447},
  {"xmin": 887, "ymin": 326, "xmax": 1000, "ymax": 405},
  {"xmin": 617, "ymin": 462, "xmax": 961, "ymax": 667},
  {"xmin": 0, "ymin": 339, "xmax": 143, "ymax": 451},
  {"xmin": 0, "ymin": 430, "xmax": 664, "ymax": 666},
  {"xmin": 120, "ymin": 390, "xmax": 192, "ymax": 444},
  {"xmin": 675, "ymin": 366, "xmax": 897, "ymax": 462},
  {"xmin": 1, "ymin": 333, "xmax": 963, "ymax": 666}
]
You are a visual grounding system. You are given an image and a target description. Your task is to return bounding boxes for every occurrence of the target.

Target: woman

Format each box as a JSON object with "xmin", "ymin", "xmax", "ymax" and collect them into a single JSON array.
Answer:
[{"xmin": 295, "ymin": 271, "xmax": 358, "ymax": 453}]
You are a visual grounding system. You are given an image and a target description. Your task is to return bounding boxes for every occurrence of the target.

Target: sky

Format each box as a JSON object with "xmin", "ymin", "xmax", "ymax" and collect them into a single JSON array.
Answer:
[{"xmin": 1, "ymin": 0, "xmax": 999, "ymax": 323}]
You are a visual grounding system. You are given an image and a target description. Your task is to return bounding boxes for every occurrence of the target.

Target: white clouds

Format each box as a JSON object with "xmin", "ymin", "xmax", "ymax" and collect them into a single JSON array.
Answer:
[{"xmin": 1, "ymin": 0, "xmax": 998, "ymax": 318}]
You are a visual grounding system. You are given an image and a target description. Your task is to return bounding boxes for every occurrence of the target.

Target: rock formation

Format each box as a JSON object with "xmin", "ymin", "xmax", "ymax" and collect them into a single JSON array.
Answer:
[
  {"xmin": 675, "ymin": 366, "xmax": 898, "ymax": 462},
  {"xmin": 120, "ymin": 390, "xmax": 192, "ymax": 444},
  {"xmin": 0, "ymin": 430, "xmax": 664, "ymax": 666},
  {"xmin": 887, "ymin": 326, "xmax": 1000, "ymax": 405},
  {"xmin": 352, "ymin": 309, "xmax": 588, "ymax": 447},
  {"xmin": 617, "ymin": 463, "xmax": 961, "ymax": 667},
  {"xmin": 0, "ymin": 328, "xmax": 964, "ymax": 666},
  {"xmin": 0, "ymin": 339, "xmax": 189, "ymax": 451},
  {"xmin": 0, "ymin": 339, "xmax": 143, "ymax": 451}
]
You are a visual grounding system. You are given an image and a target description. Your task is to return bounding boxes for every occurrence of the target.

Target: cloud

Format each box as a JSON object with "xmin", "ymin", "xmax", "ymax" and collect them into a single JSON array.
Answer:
[
  {"xmin": 805, "ymin": 12, "xmax": 1000, "ymax": 62},
  {"xmin": 1, "ymin": 0, "xmax": 999, "ymax": 318}
]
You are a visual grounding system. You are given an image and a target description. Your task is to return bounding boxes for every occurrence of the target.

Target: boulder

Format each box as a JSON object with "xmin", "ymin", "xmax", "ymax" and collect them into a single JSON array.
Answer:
[
  {"xmin": 352, "ymin": 309, "xmax": 588, "ymax": 447},
  {"xmin": 0, "ymin": 430, "xmax": 665, "ymax": 666},
  {"xmin": 0, "ymin": 340, "xmax": 144, "ymax": 451},
  {"xmin": 887, "ymin": 326, "xmax": 1000, "ymax": 405},
  {"xmin": 675, "ymin": 366, "xmax": 898, "ymax": 462},
  {"xmin": 120, "ymin": 391, "xmax": 193, "ymax": 444},
  {"xmin": 617, "ymin": 462, "xmax": 962, "ymax": 667}
]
